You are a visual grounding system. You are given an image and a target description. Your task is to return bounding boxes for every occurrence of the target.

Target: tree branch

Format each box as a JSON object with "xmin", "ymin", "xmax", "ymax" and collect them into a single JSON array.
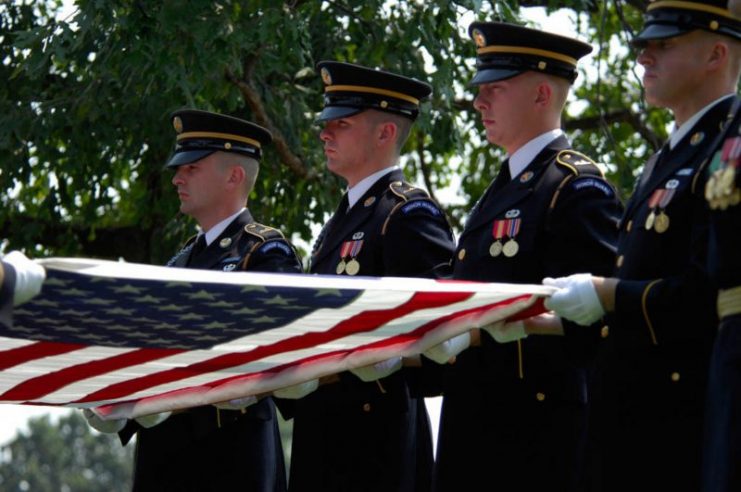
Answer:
[
  {"xmin": 563, "ymin": 109, "xmax": 662, "ymax": 151},
  {"xmin": 225, "ymin": 67, "xmax": 315, "ymax": 180},
  {"xmin": 415, "ymin": 131, "xmax": 438, "ymax": 203}
]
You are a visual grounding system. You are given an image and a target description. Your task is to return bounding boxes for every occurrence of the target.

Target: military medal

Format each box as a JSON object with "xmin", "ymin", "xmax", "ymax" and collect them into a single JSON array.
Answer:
[
  {"xmin": 337, "ymin": 241, "xmax": 353, "ymax": 274},
  {"xmin": 502, "ymin": 218, "xmax": 521, "ymax": 258},
  {"xmin": 489, "ymin": 220, "xmax": 506, "ymax": 257},
  {"xmin": 345, "ymin": 259, "xmax": 360, "ymax": 276},
  {"xmin": 654, "ymin": 187, "xmax": 675, "ymax": 233},
  {"xmin": 645, "ymin": 190, "xmax": 663, "ymax": 230},
  {"xmin": 338, "ymin": 239, "xmax": 363, "ymax": 275}
]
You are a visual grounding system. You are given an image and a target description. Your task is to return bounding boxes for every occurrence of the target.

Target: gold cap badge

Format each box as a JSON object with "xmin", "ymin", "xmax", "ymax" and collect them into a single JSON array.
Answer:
[
  {"xmin": 321, "ymin": 67, "xmax": 332, "ymax": 86},
  {"xmin": 472, "ymin": 29, "xmax": 486, "ymax": 48},
  {"xmin": 173, "ymin": 116, "xmax": 183, "ymax": 133}
]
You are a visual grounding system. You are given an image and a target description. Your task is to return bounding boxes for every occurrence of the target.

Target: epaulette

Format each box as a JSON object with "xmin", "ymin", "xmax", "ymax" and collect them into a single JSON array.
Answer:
[
  {"xmin": 555, "ymin": 150, "xmax": 604, "ymax": 177},
  {"xmin": 243, "ymin": 222, "xmax": 286, "ymax": 242},
  {"xmin": 388, "ymin": 180, "xmax": 429, "ymax": 201},
  {"xmin": 383, "ymin": 181, "xmax": 445, "ymax": 235}
]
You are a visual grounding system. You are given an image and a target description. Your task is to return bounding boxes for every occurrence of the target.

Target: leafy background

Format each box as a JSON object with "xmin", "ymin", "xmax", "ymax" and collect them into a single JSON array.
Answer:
[{"xmin": 1, "ymin": 0, "xmax": 668, "ymax": 265}]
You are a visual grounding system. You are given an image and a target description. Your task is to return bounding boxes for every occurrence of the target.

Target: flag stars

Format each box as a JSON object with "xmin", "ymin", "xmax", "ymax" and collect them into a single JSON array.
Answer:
[
  {"xmin": 157, "ymin": 304, "xmax": 187, "ymax": 312},
  {"xmin": 134, "ymin": 295, "xmax": 165, "ymax": 304},
  {"xmin": 229, "ymin": 307, "xmax": 263, "ymax": 315},
  {"xmin": 82, "ymin": 298, "xmax": 115, "ymax": 306},
  {"xmin": 200, "ymin": 321, "xmax": 233, "ymax": 330},
  {"xmin": 253, "ymin": 315, "xmax": 278, "ymax": 323},
  {"xmin": 112, "ymin": 284, "xmax": 145, "ymax": 294},
  {"xmin": 178, "ymin": 313, "xmax": 206, "ymax": 321},
  {"xmin": 241, "ymin": 285, "xmax": 268, "ymax": 293},
  {"xmin": 264, "ymin": 295, "xmax": 293, "ymax": 306},
  {"xmin": 104, "ymin": 307, "xmax": 137, "ymax": 316},
  {"xmin": 314, "ymin": 289, "xmax": 344, "ymax": 297},
  {"xmin": 185, "ymin": 290, "xmax": 219, "ymax": 301},
  {"xmin": 60, "ymin": 288, "xmax": 92, "ymax": 297}
]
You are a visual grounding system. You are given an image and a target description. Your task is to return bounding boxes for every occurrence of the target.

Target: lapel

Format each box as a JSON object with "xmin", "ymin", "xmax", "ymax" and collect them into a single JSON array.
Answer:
[
  {"xmin": 312, "ymin": 169, "xmax": 403, "ymax": 267},
  {"xmin": 461, "ymin": 136, "xmax": 570, "ymax": 240},
  {"xmin": 188, "ymin": 209, "xmax": 255, "ymax": 270},
  {"xmin": 625, "ymin": 96, "xmax": 736, "ymax": 218}
]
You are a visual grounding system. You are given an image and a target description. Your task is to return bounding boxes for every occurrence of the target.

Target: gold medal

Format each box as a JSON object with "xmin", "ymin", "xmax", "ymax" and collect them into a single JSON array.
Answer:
[
  {"xmin": 345, "ymin": 259, "xmax": 360, "ymax": 276},
  {"xmin": 706, "ymin": 173, "xmax": 718, "ymax": 202},
  {"xmin": 489, "ymin": 240, "xmax": 503, "ymax": 257},
  {"xmin": 502, "ymin": 239, "xmax": 519, "ymax": 257},
  {"xmin": 654, "ymin": 212, "xmax": 670, "ymax": 233},
  {"xmin": 720, "ymin": 167, "xmax": 736, "ymax": 196},
  {"xmin": 730, "ymin": 190, "xmax": 741, "ymax": 206},
  {"xmin": 644, "ymin": 210, "xmax": 656, "ymax": 230},
  {"xmin": 336, "ymin": 260, "xmax": 346, "ymax": 275}
]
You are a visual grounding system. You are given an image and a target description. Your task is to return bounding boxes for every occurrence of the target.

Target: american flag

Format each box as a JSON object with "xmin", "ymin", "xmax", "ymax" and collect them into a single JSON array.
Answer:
[{"xmin": 1, "ymin": 258, "xmax": 551, "ymax": 420}]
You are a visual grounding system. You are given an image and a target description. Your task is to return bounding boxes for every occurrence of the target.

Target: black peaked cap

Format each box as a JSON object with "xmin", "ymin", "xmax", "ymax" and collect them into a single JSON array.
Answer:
[
  {"xmin": 633, "ymin": 0, "xmax": 741, "ymax": 46},
  {"xmin": 166, "ymin": 109, "xmax": 272, "ymax": 168},
  {"xmin": 316, "ymin": 61, "xmax": 432, "ymax": 122},
  {"xmin": 468, "ymin": 21, "xmax": 593, "ymax": 85}
]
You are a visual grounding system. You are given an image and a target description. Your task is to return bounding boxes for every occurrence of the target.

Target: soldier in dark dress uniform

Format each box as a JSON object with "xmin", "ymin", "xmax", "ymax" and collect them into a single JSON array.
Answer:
[
  {"xmin": 84, "ymin": 109, "xmax": 302, "ymax": 492},
  {"xmin": 544, "ymin": 3, "xmax": 741, "ymax": 490},
  {"xmin": 286, "ymin": 61, "xmax": 455, "ymax": 492},
  {"xmin": 702, "ymin": 2, "xmax": 741, "ymax": 486},
  {"xmin": 434, "ymin": 23, "xmax": 622, "ymax": 492},
  {"xmin": 0, "ymin": 251, "xmax": 45, "ymax": 328}
]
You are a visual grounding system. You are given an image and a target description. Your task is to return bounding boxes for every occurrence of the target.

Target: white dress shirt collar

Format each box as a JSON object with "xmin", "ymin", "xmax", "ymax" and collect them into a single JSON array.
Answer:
[
  {"xmin": 202, "ymin": 208, "xmax": 246, "ymax": 245},
  {"xmin": 507, "ymin": 129, "xmax": 564, "ymax": 179},
  {"xmin": 669, "ymin": 94, "xmax": 735, "ymax": 150},
  {"xmin": 347, "ymin": 166, "xmax": 399, "ymax": 210}
]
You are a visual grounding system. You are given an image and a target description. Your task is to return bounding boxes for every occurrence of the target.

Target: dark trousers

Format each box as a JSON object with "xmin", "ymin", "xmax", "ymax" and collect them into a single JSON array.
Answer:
[
  {"xmin": 132, "ymin": 402, "xmax": 286, "ymax": 492},
  {"xmin": 703, "ymin": 316, "xmax": 741, "ymax": 492}
]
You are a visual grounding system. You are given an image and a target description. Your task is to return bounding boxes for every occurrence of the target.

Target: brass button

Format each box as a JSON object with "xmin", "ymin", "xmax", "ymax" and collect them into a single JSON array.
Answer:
[
  {"xmin": 616, "ymin": 255, "xmax": 624, "ymax": 268},
  {"xmin": 671, "ymin": 372, "xmax": 680, "ymax": 382},
  {"xmin": 626, "ymin": 220, "xmax": 632, "ymax": 232},
  {"xmin": 536, "ymin": 392, "xmax": 545, "ymax": 402},
  {"xmin": 362, "ymin": 403, "xmax": 371, "ymax": 412},
  {"xmin": 457, "ymin": 249, "xmax": 466, "ymax": 261},
  {"xmin": 600, "ymin": 325, "xmax": 609, "ymax": 338}
]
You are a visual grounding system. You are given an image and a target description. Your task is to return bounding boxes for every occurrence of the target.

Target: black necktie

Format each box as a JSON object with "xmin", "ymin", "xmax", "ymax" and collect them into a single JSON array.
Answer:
[
  {"xmin": 492, "ymin": 159, "xmax": 511, "ymax": 193},
  {"xmin": 188, "ymin": 235, "xmax": 207, "ymax": 264}
]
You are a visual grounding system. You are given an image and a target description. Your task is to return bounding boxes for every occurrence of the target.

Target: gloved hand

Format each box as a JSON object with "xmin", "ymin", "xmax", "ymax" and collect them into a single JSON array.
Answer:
[
  {"xmin": 543, "ymin": 274, "xmax": 605, "ymax": 326},
  {"xmin": 350, "ymin": 356, "xmax": 402, "ymax": 382},
  {"xmin": 3, "ymin": 251, "xmax": 45, "ymax": 305},
  {"xmin": 423, "ymin": 332, "xmax": 471, "ymax": 364},
  {"xmin": 82, "ymin": 408, "xmax": 126, "ymax": 434},
  {"xmin": 213, "ymin": 396, "xmax": 258, "ymax": 411},
  {"xmin": 134, "ymin": 411, "xmax": 172, "ymax": 428},
  {"xmin": 273, "ymin": 379, "xmax": 319, "ymax": 399},
  {"xmin": 482, "ymin": 320, "xmax": 527, "ymax": 343}
]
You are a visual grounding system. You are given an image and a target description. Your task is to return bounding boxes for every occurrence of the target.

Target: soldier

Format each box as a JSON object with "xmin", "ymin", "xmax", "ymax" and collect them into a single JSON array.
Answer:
[
  {"xmin": 544, "ymin": 2, "xmax": 740, "ymax": 490},
  {"xmin": 702, "ymin": 3, "xmax": 741, "ymax": 491},
  {"xmin": 286, "ymin": 61, "xmax": 455, "ymax": 492},
  {"xmin": 86, "ymin": 109, "xmax": 302, "ymax": 492},
  {"xmin": 433, "ymin": 22, "xmax": 622, "ymax": 491},
  {"xmin": 0, "ymin": 251, "xmax": 45, "ymax": 327}
]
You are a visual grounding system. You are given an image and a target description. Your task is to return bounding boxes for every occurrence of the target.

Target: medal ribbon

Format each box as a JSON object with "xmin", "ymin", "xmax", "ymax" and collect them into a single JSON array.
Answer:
[
  {"xmin": 507, "ymin": 218, "xmax": 521, "ymax": 238},
  {"xmin": 491, "ymin": 220, "xmax": 507, "ymax": 240},
  {"xmin": 648, "ymin": 189, "xmax": 665, "ymax": 209},
  {"xmin": 340, "ymin": 241, "xmax": 353, "ymax": 259},
  {"xmin": 349, "ymin": 239, "xmax": 364, "ymax": 258},
  {"xmin": 722, "ymin": 137, "xmax": 741, "ymax": 167},
  {"xmin": 658, "ymin": 188, "xmax": 675, "ymax": 209}
]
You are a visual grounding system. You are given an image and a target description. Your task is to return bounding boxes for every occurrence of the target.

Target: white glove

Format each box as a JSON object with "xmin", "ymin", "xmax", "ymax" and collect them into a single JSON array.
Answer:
[
  {"xmin": 213, "ymin": 396, "xmax": 258, "ymax": 411},
  {"xmin": 544, "ymin": 274, "xmax": 605, "ymax": 326},
  {"xmin": 423, "ymin": 332, "xmax": 471, "ymax": 364},
  {"xmin": 273, "ymin": 379, "xmax": 320, "ymax": 399},
  {"xmin": 134, "ymin": 411, "xmax": 172, "ymax": 428},
  {"xmin": 483, "ymin": 320, "xmax": 527, "ymax": 343},
  {"xmin": 350, "ymin": 356, "xmax": 402, "ymax": 382},
  {"xmin": 82, "ymin": 409, "xmax": 126, "ymax": 434},
  {"xmin": 3, "ymin": 251, "xmax": 46, "ymax": 305}
]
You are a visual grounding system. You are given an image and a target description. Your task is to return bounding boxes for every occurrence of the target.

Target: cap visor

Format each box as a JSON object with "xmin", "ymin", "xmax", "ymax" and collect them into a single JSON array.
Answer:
[
  {"xmin": 316, "ymin": 106, "xmax": 364, "ymax": 122},
  {"xmin": 469, "ymin": 68, "xmax": 522, "ymax": 86},
  {"xmin": 632, "ymin": 24, "xmax": 687, "ymax": 46},
  {"xmin": 165, "ymin": 149, "xmax": 215, "ymax": 168}
]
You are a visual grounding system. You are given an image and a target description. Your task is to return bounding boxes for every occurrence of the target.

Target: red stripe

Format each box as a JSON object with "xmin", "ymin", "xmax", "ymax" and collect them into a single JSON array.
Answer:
[
  {"xmin": 0, "ymin": 342, "xmax": 84, "ymax": 371},
  {"xmin": 77, "ymin": 291, "xmax": 474, "ymax": 403},
  {"xmin": 102, "ymin": 293, "xmax": 541, "ymax": 410},
  {"xmin": 0, "ymin": 347, "xmax": 184, "ymax": 401}
]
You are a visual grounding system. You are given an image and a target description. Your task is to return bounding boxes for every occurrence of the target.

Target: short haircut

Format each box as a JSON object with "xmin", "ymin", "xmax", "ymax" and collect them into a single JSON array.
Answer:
[
  {"xmin": 366, "ymin": 110, "xmax": 414, "ymax": 154},
  {"xmin": 216, "ymin": 152, "xmax": 259, "ymax": 196}
]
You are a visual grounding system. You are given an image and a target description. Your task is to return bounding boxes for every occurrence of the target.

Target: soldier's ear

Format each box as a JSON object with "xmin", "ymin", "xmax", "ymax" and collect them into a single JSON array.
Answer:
[
  {"xmin": 227, "ymin": 165, "xmax": 246, "ymax": 187},
  {"xmin": 534, "ymin": 81, "xmax": 552, "ymax": 107},
  {"xmin": 377, "ymin": 121, "xmax": 397, "ymax": 145},
  {"xmin": 706, "ymin": 40, "xmax": 729, "ymax": 72}
]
